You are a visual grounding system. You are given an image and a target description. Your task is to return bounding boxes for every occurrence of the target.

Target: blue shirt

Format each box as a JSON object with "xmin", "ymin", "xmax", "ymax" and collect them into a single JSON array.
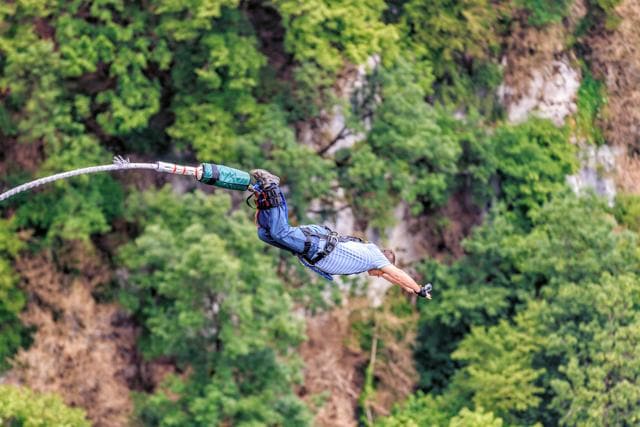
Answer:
[{"xmin": 313, "ymin": 241, "xmax": 391, "ymax": 276}]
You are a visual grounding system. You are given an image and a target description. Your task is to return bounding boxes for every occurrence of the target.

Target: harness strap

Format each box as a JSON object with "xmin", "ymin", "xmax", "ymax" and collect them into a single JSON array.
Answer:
[
  {"xmin": 297, "ymin": 226, "xmax": 369, "ymax": 279},
  {"xmin": 299, "ymin": 226, "xmax": 326, "ymax": 260},
  {"xmin": 302, "ymin": 235, "xmax": 312, "ymax": 257},
  {"xmin": 251, "ymin": 186, "xmax": 283, "ymax": 210},
  {"xmin": 299, "ymin": 226, "xmax": 354, "ymax": 265}
]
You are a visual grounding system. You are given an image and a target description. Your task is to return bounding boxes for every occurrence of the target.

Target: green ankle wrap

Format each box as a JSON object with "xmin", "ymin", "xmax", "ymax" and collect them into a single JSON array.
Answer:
[{"xmin": 199, "ymin": 163, "xmax": 250, "ymax": 191}]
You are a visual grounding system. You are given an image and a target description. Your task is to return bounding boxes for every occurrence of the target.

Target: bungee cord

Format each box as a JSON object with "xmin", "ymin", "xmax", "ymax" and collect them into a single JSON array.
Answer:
[{"xmin": 0, "ymin": 156, "xmax": 251, "ymax": 203}]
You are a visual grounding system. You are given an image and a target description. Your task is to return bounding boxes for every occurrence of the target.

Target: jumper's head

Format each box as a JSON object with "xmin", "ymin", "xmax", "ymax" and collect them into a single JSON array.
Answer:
[{"xmin": 367, "ymin": 248, "xmax": 396, "ymax": 277}]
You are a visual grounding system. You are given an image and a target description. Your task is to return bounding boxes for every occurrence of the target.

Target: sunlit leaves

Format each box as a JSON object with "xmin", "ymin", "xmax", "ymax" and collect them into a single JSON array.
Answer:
[
  {"xmin": 120, "ymin": 188, "xmax": 308, "ymax": 424},
  {"xmin": 273, "ymin": 0, "xmax": 398, "ymax": 73},
  {"xmin": 0, "ymin": 385, "xmax": 90, "ymax": 426}
]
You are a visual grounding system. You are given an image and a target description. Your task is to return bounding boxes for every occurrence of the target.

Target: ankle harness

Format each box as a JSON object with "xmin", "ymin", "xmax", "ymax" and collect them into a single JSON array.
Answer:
[{"xmin": 247, "ymin": 184, "xmax": 284, "ymax": 210}]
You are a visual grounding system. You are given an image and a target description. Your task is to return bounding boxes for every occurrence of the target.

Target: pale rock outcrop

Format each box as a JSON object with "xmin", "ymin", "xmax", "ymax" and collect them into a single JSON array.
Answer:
[
  {"xmin": 498, "ymin": 42, "xmax": 621, "ymax": 205},
  {"xmin": 567, "ymin": 143, "xmax": 623, "ymax": 206},
  {"xmin": 498, "ymin": 56, "xmax": 581, "ymax": 126}
]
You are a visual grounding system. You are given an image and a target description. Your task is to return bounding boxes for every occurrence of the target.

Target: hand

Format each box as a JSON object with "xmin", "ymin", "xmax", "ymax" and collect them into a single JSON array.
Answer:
[{"xmin": 416, "ymin": 283, "xmax": 432, "ymax": 299}]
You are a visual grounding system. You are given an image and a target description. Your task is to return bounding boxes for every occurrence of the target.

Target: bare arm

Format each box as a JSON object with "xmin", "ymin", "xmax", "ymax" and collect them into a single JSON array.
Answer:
[{"xmin": 380, "ymin": 264, "xmax": 430, "ymax": 299}]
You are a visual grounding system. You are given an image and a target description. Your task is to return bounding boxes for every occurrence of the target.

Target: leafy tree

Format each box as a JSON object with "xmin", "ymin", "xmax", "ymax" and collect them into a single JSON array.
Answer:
[
  {"xmin": 449, "ymin": 407, "xmax": 504, "ymax": 427},
  {"xmin": 119, "ymin": 188, "xmax": 309, "ymax": 425},
  {"xmin": 449, "ymin": 314, "xmax": 545, "ymax": 422},
  {"xmin": 415, "ymin": 193, "xmax": 640, "ymax": 393},
  {"xmin": 396, "ymin": 0, "xmax": 506, "ymax": 114},
  {"xmin": 340, "ymin": 60, "xmax": 460, "ymax": 227},
  {"xmin": 375, "ymin": 392, "xmax": 456, "ymax": 427},
  {"xmin": 613, "ymin": 193, "xmax": 640, "ymax": 233},
  {"xmin": 0, "ymin": 385, "xmax": 90, "ymax": 426},
  {"xmin": 443, "ymin": 273, "xmax": 640, "ymax": 425},
  {"xmin": 543, "ymin": 275, "xmax": 640, "ymax": 425},
  {"xmin": 273, "ymin": 0, "xmax": 398, "ymax": 74},
  {"xmin": 491, "ymin": 118, "xmax": 577, "ymax": 223},
  {"xmin": 0, "ymin": 218, "xmax": 26, "ymax": 371},
  {"xmin": 166, "ymin": 7, "xmax": 266, "ymax": 160},
  {"xmin": 152, "ymin": 0, "xmax": 241, "ymax": 41},
  {"xmin": 0, "ymin": 3, "xmax": 128, "ymax": 242},
  {"xmin": 271, "ymin": 0, "xmax": 398, "ymax": 117}
]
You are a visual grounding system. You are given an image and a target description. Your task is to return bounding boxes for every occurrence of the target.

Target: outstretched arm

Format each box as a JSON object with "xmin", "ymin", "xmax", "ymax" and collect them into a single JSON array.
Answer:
[{"xmin": 380, "ymin": 264, "xmax": 431, "ymax": 299}]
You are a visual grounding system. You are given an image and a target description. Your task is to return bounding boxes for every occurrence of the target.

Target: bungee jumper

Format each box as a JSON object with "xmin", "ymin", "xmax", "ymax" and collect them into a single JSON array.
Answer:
[
  {"xmin": 249, "ymin": 168, "xmax": 432, "ymax": 299},
  {"xmin": 0, "ymin": 157, "xmax": 432, "ymax": 299}
]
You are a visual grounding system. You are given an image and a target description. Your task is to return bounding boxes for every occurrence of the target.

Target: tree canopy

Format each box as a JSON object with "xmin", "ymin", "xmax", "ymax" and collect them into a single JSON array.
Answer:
[{"xmin": 0, "ymin": 0, "xmax": 635, "ymax": 425}]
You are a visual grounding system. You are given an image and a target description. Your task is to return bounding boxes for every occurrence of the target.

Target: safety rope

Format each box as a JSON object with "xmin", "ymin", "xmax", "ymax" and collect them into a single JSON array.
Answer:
[{"xmin": 1, "ymin": 156, "xmax": 162, "ymax": 202}]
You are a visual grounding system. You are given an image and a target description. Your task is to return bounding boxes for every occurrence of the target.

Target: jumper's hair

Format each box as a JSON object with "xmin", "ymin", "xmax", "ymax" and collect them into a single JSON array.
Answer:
[{"xmin": 382, "ymin": 248, "xmax": 396, "ymax": 265}]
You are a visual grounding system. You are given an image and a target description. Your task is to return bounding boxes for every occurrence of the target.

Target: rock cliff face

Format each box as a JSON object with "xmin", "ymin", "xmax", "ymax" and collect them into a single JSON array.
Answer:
[
  {"xmin": 567, "ymin": 144, "xmax": 622, "ymax": 206},
  {"xmin": 499, "ymin": 57, "xmax": 580, "ymax": 126},
  {"xmin": 496, "ymin": 4, "xmax": 630, "ymax": 205}
]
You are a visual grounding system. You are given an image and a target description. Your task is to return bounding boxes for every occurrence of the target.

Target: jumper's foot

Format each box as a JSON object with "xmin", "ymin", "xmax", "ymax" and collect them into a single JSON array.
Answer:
[{"xmin": 250, "ymin": 169, "xmax": 280, "ymax": 190}]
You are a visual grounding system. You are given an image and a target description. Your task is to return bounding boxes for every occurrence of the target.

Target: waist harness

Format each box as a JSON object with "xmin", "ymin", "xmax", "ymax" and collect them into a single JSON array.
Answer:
[{"xmin": 299, "ymin": 226, "xmax": 365, "ymax": 266}]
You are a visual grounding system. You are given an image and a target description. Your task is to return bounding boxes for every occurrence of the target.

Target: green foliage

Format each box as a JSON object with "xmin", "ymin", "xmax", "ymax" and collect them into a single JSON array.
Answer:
[
  {"xmin": 167, "ymin": 8, "xmax": 267, "ymax": 159},
  {"xmin": 340, "ymin": 61, "xmax": 460, "ymax": 227},
  {"xmin": 273, "ymin": 0, "xmax": 398, "ymax": 74},
  {"xmin": 154, "ymin": 0, "xmax": 240, "ymax": 41},
  {"xmin": 449, "ymin": 407, "xmax": 504, "ymax": 427},
  {"xmin": 266, "ymin": 0, "xmax": 399, "ymax": 120},
  {"xmin": 120, "ymin": 188, "xmax": 309, "ymax": 425},
  {"xmin": 413, "ymin": 193, "xmax": 639, "ymax": 398},
  {"xmin": 401, "ymin": 0, "xmax": 501, "ymax": 75},
  {"xmin": 542, "ymin": 275, "xmax": 640, "ymax": 425},
  {"xmin": 397, "ymin": 0, "xmax": 506, "ymax": 114},
  {"xmin": 247, "ymin": 107, "xmax": 336, "ymax": 218},
  {"xmin": 0, "ymin": 384, "xmax": 90, "ymax": 426},
  {"xmin": 2, "ymin": 0, "xmax": 637, "ymax": 425},
  {"xmin": 492, "ymin": 118, "xmax": 577, "ymax": 222},
  {"xmin": 376, "ymin": 392, "xmax": 455, "ymax": 427},
  {"xmin": 0, "ymin": 219, "xmax": 26, "ymax": 371},
  {"xmin": 517, "ymin": 0, "xmax": 574, "ymax": 27},
  {"xmin": 443, "ymin": 194, "xmax": 638, "ymax": 322},
  {"xmin": 1, "ymin": 4, "xmax": 130, "ymax": 241},
  {"xmin": 574, "ymin": 69, "xmax": 606, "ymax": 145},
  {"xmin": 443, "ymin": 273, "xmax": 640, "ymax": 425},
  {"xmin": 451, "ymin": 316, "xmax": 544, "ymax": 419},
  {"xmin": 613, "ymin": 193, "xmax": 640, "ymax": 233}
]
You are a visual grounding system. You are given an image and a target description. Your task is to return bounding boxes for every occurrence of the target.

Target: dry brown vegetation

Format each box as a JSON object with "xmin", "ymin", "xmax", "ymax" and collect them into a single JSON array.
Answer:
[
  {"xmin": 588, "ymin": 0, "xmax": 640, "ymax": 150},
  {"xmin": 501, "ymin": 18, "xmax": 572, "ymax": 104},
  {"xmin": 356, "ymin": 295, "xmax": 419, "ymax": 420},
  {"xmin": 614, "ymin": 151, "xmax": 640, "ymax": 194},
  {"xmin": 5, "ymin": 243, "xmax": 140, "ymax": 427},
  {"xmin": 500, "ymin": 0, "xmax": 591, "ymax": 106},
  {"xmin": 0, "ymin": 138, "xmax": 44, "ymax": 176},
  {"xmin": 299, "ymin": 295, "xmax": 418, "ymax": 426},
  {"xmin": 299, "ymin": 302, "xmax": 368, "ymax": 427}
]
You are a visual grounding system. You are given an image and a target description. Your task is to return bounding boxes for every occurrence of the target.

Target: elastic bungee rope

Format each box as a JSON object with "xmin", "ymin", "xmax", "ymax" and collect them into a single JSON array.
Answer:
[{"xmin": 0, "ymin": 156, "xmax": 162, "ymax": 202}]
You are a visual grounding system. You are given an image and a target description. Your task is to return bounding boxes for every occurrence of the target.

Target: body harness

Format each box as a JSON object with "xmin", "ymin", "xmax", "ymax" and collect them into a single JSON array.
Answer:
[
  {"xmin": 297, "ymin": 226, "xmax": 366, "ymax": 281},
  {"xmin": 251, "ymin": 184, "xmax": 364, "ymax": 281}
]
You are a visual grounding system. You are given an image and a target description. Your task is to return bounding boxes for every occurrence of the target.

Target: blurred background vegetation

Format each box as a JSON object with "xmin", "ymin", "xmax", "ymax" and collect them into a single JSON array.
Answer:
[{"xmin": 1, "ymin": 0, "xmax": 640, "ymax": 425}]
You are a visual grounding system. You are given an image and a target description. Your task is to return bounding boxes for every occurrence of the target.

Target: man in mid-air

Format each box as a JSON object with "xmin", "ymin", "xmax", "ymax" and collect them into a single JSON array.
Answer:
[{"xmin": 249, "ymin": 169, "xmax": 432, "ymax": 299}]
